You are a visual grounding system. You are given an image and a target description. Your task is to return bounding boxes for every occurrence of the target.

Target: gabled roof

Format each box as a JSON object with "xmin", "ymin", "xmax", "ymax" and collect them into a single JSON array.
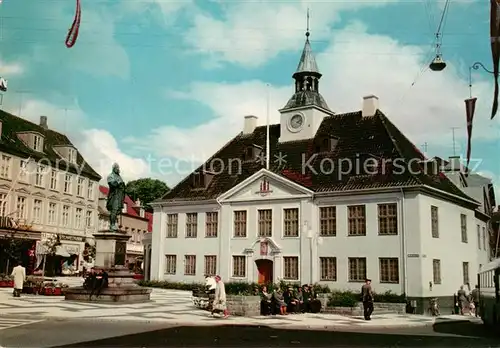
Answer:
[
  {"xmin": 160, "ymin": 110, "xmax": 476, "ymax": 206},
  {"xmin": 0, "ymin": 109, "xmax": 101, "ymax": 181}
]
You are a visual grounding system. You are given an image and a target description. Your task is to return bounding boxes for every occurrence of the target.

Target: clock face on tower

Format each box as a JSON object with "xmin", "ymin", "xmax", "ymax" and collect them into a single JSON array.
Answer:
[{"xmin": 289, "ymin": 114, "xmax": 304, "ymax": 131}]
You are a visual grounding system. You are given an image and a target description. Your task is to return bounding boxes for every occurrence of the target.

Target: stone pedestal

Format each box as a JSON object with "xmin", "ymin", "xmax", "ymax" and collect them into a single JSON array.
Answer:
[{"xmin": 65, "ymin": 229, "xmax": 152, "ymax": 303}]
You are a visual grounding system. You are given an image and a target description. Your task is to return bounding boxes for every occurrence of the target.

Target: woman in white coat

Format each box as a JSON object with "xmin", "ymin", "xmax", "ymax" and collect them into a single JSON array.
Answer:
[
  {"xmin": 11, "ymin": 260, "xmax": 26, "ymax": 297},
  {"xmin": 211, "ymin": 275, "xmax": 228, "ymax": 318}
]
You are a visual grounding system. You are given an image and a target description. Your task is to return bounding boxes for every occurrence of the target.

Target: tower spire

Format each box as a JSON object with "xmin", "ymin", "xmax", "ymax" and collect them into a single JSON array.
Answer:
[
  {"xmin": 280, "ymin": 8, "xmax": 331, "ymax": 113},
  {"xmin": 306, "ymin": 7, "xmax": 310, "ymax": 37}
]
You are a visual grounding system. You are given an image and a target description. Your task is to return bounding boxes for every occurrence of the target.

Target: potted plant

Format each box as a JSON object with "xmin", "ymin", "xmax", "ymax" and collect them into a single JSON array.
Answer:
[
  {"xmin": 43, "ymin": 282, "xmax": 55, "ymax": 296},
  {"xmin": 53, "ymin": 283, "xmax": 64, "ymax": 296},
  {"xmin": 0, "ymin": 274, "xmax": 7, "ymax": 287},
  {"xmin": 6, "ymin": 275, "xmax": 14, "ymax": 287}
]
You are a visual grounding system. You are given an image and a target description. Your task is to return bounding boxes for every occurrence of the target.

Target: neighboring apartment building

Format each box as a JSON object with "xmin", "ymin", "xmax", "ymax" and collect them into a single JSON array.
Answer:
[
  {"xmin": 98, "ymin": 186, "xmax": 149, "ymax": 267},
  {"xmin": 149, "ymin": 30, "xmax": 493, "ymax": 313},
  {"xmin": 0, "ymin": 111, "xmax": 101, "ymax": 272}
]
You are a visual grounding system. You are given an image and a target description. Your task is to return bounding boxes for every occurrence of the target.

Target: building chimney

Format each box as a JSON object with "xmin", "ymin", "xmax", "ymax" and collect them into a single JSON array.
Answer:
[
  {"xmin": 39, "ymin": 116, "xmax": 48, "ymax": 129},
  {"xmin": 243, "ymin": 115, "xmax": 258, "ymax": 134},
  {"xmin": 448, "ymin": 156, "xmax": 461, "ymax": 171},
  {"xmin": 362, "ymin": 95, "xmax": 379, "ymax": 117}
]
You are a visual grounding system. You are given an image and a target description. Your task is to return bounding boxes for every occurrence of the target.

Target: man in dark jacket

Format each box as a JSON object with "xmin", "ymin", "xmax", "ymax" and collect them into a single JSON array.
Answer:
[{"xmin": 361, "ymin": 278, "xmax": 374, "ymax": 320}]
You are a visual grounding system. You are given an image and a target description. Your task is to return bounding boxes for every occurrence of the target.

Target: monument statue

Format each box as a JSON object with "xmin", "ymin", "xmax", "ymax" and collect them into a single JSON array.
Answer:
[{"xmin": 106, "ymin": 163, "xmax": 126, "ymax": 231}]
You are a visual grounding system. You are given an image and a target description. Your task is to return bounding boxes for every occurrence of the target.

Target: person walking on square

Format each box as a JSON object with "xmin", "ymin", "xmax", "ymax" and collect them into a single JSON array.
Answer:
[
  {"xmin": 361, "ymin": 278, "xmax": 374, "ymax": 320},
  {"xmin": 212, "ymin": 275, "xmax": 229, "ymax": 318},
  {"xmin": 11, "ymin": 260, "xmax": 26, "ymax": 298}
]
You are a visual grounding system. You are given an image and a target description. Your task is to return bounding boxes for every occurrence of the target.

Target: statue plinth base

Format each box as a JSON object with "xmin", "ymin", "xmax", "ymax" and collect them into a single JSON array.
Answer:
[{"xmin": 64, "ymin": 229, "xmax": 152, "ymax": 303}]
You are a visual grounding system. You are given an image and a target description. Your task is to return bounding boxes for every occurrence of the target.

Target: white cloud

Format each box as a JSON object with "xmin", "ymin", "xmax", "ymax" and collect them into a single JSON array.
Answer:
[
  {"xmin": 129, "ymin": 21, "xmax": 499, "ymax": 186},
  {"xmin": 183, "ymin": 0, "xmax": 396, "ymax": 67},
  {"xmin": 1, "ymin": 97, "xmax": 151, "ymax": 183},
  {"xmin": 0, "ymin": 59, "xmax": 24, "ymax": 76}
]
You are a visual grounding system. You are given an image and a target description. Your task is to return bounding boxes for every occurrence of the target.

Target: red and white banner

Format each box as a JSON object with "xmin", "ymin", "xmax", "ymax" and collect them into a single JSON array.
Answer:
[
  {"xmin": 490, "ymin": 0, "xmax": 500, "ymax": 119},
  {"xmin": 65, "ymin": 0, "xmax": 81, "ymax": 48},
  {"xmin": 465, "ymin": 97, "xmax": 477, "ymax": 176}
]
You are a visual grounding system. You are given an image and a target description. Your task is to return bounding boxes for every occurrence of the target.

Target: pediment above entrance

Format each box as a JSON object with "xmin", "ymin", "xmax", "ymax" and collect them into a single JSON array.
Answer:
[
  {"xmin": 243, "ymin": 237, "xmax": 282, "ymax": 257},
  {"xmin": 218, "ymin": 168, "xmax": 312, "ymax": 203}
]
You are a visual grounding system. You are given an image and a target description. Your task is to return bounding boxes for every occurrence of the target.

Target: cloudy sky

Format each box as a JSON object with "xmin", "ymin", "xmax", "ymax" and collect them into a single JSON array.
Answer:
[{"xmin": 0, "ymin": 0, "xmax": 498, "ymax": 192}]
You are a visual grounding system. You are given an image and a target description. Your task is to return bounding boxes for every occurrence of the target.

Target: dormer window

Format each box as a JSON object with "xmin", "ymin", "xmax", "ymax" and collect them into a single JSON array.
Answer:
[
  {"xmin": 192, "ymin": 171, "xmax": 214, "ymax": 189},
  {"xmin": 314, "ymin": 136, "xmax": 338, "ymax": 153},
  {"xmin": 243, "ymin": 144, "xmax": 263, "ymax": 161},
  {"xmin": 68, "ymin": 148, "xmax": 77, "ymax": 163},
  {"xmin": 33, "ymin": 134, "xmax": 43, "ymax": 151}
]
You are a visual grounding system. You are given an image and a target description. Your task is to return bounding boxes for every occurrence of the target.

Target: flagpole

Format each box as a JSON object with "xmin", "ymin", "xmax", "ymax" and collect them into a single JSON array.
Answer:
[{"xmin": 266, "ymin": 83, "xmax": 270, "ymax": 170}]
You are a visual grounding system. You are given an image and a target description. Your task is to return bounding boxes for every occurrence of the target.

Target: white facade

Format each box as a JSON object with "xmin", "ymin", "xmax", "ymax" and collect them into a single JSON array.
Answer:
[{"xmin": 151, "ymin": 169, "xmax": 490, "ymax": 298}]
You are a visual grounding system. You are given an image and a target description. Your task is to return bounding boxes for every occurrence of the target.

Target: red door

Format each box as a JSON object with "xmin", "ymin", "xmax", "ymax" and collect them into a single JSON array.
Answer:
[{"xmin": 256, "ymin": 259, "xmax": 273, "ymax": 284}]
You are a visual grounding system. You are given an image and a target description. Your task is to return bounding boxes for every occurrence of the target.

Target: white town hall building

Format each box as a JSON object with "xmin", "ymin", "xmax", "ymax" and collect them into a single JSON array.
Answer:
[{"xmin": 149, "ymin": 30, "xmax": 494, "ymax": 312}]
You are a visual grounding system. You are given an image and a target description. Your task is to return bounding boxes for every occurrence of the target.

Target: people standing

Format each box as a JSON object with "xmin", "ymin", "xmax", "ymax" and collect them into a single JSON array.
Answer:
[
  {"xmin": 212, "ymin": 275, "xmax": 229, "ymax": 318},
  {"xmin": 457, "ymin": 285, "xmax": 468, "ymax": 315},
  {"xmin": 11, "ymin": 260, "xmax": 26, "ymax": 298},
  {"xmin": 470, "ymin": 285, "xmax": 479, "ymax": 317},
  {"xmin": 361, "ymin": 278, "xmax": 374, "ymax": 320}
]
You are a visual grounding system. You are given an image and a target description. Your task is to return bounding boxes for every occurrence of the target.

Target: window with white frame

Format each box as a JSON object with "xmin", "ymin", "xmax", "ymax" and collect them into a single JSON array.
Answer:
[
  {"xmin": 258, "ymin": 209, "xmax": 272, "ymax": 237},
  {"xmin": 477, "ymin": 224, "xmax": 481, "ymax": 250},
  {"xmin": 32, "ymin": 199, "xmax": 42, "ymax": 223},
  {"xmin": 433, "ymin": 259, "xmax": 441, "ymax": 284},
  {"xmin": 87, "ymin": 181, "xmax": 94, "ymax": 200},
  {"xmin": 186, "ymin": 213, "xmax": 197, "ymax": 238},
  {"xmin": 319, "ymin": 206, "xmax": 336, "ymax": 236},
  {"xmin": 50, "ymin": 170, "xmax": 58, "ymax": 190},
  {"xmin": 64, "ymin": 174, "xmax": 72, "ymax": 194},
  {"xmin": 379, "ymin": 258, "xmax": 399, "ymax": 283},
  {"xmin": 62, "ymin": 205, "xmax": 70, "ymax": 226},
  {"xmin": 68, "ymin": 148, "xmax": 77, "ymax": 163},
  {"xmin": 232, "ymin": 256, "xmax": 246, "ymax": 277},
  {"xmin": 348, "ymin": 257, "xmax": 367, "ymax": 282},
  {"xmin": 378, "ymin": 203, "xmax": 398, "ymax": 235},
  {"xmin": 460, "ymin": 214, "xmax": 468, "ymax": 243},
  {"xmin": 0, "ymin": 155, "xmax": 11, "ymax": 179},
  {"xmin": 283, "ymin": 256, "xmax": 299, "ymax": 280},
  {"xmin": 33, "ymin": 135, "xmax": 42, "ymax": 151},
  {"xmin": 204, "ymin": 255, "xmax": 217, "ymax": 276},
  {"xmin": 348, "ymin": 205, "xmax": 366, "ymax": 236},
  {"xmin": 85, "ymin": 210, "xmax": 93, "ymax": 228},
  {"xmin": 166, "ymin": 214, "xmax": 178, "ymax": 238},
  {"xmin": 205, "ymin": 212, "xmax": 218, "ymax": 237},
  {"xmin": 184, "ymin": 255, "xmax": 196, "ymax": 275},
  {"xmin": 482, "ymin": 227, "xmax": 487, "ymax": 250},
  {"xmin": 283, "ymin": 208, "xmax": 299, "ymax": 237},
  {"xmin": 77, "ymin": 177, "xmax": 84, "ymax": 196},
  {"xmin": 35, "ymin": 165, "xmax": 45, "ymax": 187},
  {"xmin": 463, "ymin": 261, "xmax": 470, "ymax": 285},
  {"xmin": 320, "ymin": 257, "xmax": 337, "ymax": 281},
  {"xmin": 75, "ymin": 208, "xmax": 83, "ymax": 229},
  {"xmin": 15, "ymin": 196, "xmax": 26, "ymax": 220},
  {"xmin": 0, "ymin": 193, "xmax": 7, "ymax": 216},
  {"xmin": 48, "ymin": 203, "xmax": 57, "ymax": 225},
  {"xmin": 233, "ymin": 210, "xmax": 247, "ymax": 237},
  {"xmin": 19, "ymin": 160, "xmax": 28, "ymax": 182},
  {"xmin": 165, "ymin": 255, "xmax": 176, "ymax": 274}
]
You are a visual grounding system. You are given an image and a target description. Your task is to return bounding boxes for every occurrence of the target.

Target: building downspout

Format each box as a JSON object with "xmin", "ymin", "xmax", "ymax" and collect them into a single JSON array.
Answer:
[
  {"xmin": 216, "ymin": 197, "xmax": 223, "ymax": 276},
  {"xmin": 400, "ymin": 188, "xmax": 408, "ymax": 296}
]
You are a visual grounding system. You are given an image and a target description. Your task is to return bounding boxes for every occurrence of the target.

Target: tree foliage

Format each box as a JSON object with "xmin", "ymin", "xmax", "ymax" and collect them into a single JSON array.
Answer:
[{"xmin": 125, "ymin": 178, "xmax": 169, "ymax": 209}]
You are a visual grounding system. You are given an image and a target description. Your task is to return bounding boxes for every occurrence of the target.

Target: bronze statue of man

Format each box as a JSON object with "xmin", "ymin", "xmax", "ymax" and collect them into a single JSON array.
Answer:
[{"xmin": 106, "ymin": 163, "xmax": 126, "ymax": 231}]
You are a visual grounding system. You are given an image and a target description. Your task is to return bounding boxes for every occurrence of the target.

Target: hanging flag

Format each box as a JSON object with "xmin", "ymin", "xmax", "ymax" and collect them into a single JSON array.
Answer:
[
  {"xmin": 464, "ymin": 97, "xmax": 477, "ymax": 176},
  {"xmin": 490, "ymin": 0, "xmax": 500, "ymax": 119},
  {"xmin": 65, "ymin": 0, "xmax": 81, "ymax": 48}
]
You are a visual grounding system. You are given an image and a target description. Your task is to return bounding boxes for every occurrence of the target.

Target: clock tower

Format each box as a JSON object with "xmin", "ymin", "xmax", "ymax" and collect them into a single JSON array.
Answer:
[{"xmin": 278, "ymin": 24, "xmax": 334, "ymax": 143}]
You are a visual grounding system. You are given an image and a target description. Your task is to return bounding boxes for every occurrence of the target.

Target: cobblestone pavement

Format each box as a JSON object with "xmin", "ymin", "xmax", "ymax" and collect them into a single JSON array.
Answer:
[{"xmin": 0, "ymin": 285, "xmax": 481, "ymax": 330}]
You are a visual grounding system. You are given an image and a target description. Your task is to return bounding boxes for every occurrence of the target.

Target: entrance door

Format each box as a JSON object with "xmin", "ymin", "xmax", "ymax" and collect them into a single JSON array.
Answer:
[{"xmin": 256, "ymin": 259, "xmax": 273, "ymax": 284}]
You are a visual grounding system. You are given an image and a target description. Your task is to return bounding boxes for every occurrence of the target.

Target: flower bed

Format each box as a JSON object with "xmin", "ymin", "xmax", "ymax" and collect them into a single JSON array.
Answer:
[
  {"xmin": 138, "ymin": 280, "xmax": 406, "ymax": 316},
  {"xmin": 0, "ymin": 274, "xmax": 14, "ymax": 287}
]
